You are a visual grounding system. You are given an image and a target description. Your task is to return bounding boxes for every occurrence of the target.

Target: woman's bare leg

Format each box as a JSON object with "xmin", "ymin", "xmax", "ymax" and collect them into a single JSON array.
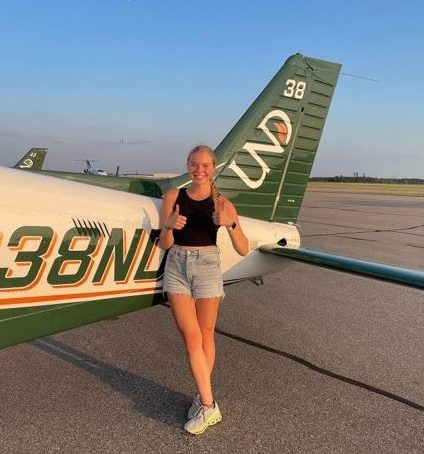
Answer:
[
  {"xmin": 168, "ymin": 293, "xmax": 213, "ymax": 406},
  {"xmin": 195, "ymin": 297, "xmax": 221, "ymax": 375}
]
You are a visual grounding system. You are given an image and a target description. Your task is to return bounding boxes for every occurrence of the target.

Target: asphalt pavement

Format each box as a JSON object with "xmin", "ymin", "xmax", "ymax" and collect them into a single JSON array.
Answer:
[{"xmin": 0, "ymin": 190, "xmax": 423, "ymax": 453}]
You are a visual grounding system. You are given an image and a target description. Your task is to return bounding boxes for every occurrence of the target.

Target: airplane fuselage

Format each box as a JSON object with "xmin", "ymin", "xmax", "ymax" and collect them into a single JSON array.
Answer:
[
  {"xmin": 0, "ymin": 166, "xmax": 300, "ymax": 310},
  {"xmin": 0, "ymin": 54, "xmax": 344, "ymax": 348}
]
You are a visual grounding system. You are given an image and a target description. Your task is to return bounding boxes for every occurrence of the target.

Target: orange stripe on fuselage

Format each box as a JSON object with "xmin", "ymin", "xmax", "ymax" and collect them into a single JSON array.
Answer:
[{"xmin": 0, "ymin": 285, "xmax": 163, "ymax": 306}]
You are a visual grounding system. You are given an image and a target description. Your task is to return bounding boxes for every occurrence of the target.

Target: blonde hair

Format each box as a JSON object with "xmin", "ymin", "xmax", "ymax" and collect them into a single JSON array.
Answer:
[{"xmin": 187, "ymin": 144, "xmax": 220, "ymax": 210}]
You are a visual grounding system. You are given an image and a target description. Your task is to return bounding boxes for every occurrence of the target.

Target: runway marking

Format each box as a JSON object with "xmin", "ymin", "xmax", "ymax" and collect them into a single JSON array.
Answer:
[
  {"xmin": 333, "ymin": 236, "xmax": 377, "ymax": 242},
  {"xmin": 157, "ymin": 303, "xmax": 424, "ymax": 413},
  {"xmin": 214, "ymin": 327, "xmax": 424, "ymax": 413},
  {"xmin": 302, "ymin": 223, "xmax": 424, "ymax": 239},
  {"xmin": 302, "ymin": 206, "xmax": 424, "ymax": 218}
]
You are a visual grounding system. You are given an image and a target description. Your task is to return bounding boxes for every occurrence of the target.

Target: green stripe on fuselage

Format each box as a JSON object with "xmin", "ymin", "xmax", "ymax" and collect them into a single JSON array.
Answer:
[{"xmin": 0, "ymin": 293, "xmax": 165, "ymax": 349}]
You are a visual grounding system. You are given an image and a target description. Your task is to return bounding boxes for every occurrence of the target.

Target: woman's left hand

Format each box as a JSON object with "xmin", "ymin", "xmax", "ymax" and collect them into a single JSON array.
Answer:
[
  {"xmin": 212, "ymin": 198, "xmax": 236, "ymax": 227},
  {"xmin": 213, "ymin": 196, "xmax": 249, "ymax": 256}
]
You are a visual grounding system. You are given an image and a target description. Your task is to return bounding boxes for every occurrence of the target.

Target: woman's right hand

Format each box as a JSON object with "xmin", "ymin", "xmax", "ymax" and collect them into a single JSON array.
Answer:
[{"xmin": 166, "ymin": 204, "xmax": 187, "ymax": 230}]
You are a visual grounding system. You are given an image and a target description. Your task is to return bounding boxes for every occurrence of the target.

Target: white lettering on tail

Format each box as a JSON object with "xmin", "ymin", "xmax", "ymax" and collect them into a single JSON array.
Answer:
[{"xmin": 228, "ymin": 109, "xmax": 292, "ymax": 189}]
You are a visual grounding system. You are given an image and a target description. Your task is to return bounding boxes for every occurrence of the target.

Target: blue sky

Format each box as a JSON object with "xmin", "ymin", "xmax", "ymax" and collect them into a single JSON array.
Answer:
[{"xmin": 0, "ymin": 0, "xmax": 423, "ymax": 177}]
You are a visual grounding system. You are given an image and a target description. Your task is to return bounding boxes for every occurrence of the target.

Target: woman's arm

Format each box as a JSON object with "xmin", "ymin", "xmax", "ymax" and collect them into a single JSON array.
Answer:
[
  {"xmin": 159, "ymin": 188, "xmax": 187, "ymax": 250},
  {"xmin": 213, "ymin": 197, "xmax": 249, "ymax": 256}
]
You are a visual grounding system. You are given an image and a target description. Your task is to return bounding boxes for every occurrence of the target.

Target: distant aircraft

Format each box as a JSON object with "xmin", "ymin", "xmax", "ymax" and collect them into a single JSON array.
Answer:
[
  {"xmin": 13, "ymin": 147, "xmax": 47, "ymax": 170},
  {"xmin": 1, "ymin": 53, "xmax": 423, "ymax": 349},
  {"xmin": 77, "ymin": 159, "xmax": 109, "ymax": 176}
]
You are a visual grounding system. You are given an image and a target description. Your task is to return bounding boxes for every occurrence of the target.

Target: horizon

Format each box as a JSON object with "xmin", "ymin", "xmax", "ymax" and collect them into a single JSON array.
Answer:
[{"xmin": 1, "ymin": 1, "xmax": 423, "ymax": 178}]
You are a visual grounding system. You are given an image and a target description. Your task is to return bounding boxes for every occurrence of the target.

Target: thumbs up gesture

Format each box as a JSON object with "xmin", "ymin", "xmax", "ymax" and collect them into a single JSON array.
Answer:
[
  {"xmin": 212, "ymin": 197, "xmax": 235, "ymax": 227},
  {"xmin": 167, "ymin": 204, "xmax": 187, "ymax": 230}
]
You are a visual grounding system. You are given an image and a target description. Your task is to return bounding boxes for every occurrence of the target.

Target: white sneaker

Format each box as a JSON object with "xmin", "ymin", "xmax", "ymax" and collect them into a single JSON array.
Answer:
[
  {"xmin": 184, "ymin": 401, "xmax": 222, "ymax": 435},
  {"xmin": 187, "ymin": 394, "xmax": 202, "ymax": 420}
]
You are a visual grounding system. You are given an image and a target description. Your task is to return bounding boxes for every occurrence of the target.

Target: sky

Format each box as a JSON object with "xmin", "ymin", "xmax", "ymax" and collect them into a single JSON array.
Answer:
[{"xmin": 0, "ymin": 0, "xmax": 423, "ymax": 178}]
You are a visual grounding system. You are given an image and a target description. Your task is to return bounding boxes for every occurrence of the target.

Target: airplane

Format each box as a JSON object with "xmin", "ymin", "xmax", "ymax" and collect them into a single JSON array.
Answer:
[
  {"xmin": 1, "ymin": 53, "xmax": 423, "ymax": 350},
  {"xmin": 77, "ymin": 159, "xmax": 109, "ymax": 176},
  {"xmin": 13, "ymin": 147, "xmax": 47, "ymax": 170}
]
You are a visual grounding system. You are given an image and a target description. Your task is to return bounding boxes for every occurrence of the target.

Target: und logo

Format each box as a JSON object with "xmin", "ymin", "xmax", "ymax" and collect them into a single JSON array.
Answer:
[{"xmin": 228, "ymin": 109, "xmax": 292, "ymax": 189}]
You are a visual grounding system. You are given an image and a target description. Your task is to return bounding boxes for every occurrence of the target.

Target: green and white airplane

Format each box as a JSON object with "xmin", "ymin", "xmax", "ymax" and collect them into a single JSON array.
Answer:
[
  {"xmin": 13, "ymin": 147, "xmax": 47, "ymax": 170},
  {"xmin": 1, "ymin": 53, "xmax": 423, "ymax": 350}
]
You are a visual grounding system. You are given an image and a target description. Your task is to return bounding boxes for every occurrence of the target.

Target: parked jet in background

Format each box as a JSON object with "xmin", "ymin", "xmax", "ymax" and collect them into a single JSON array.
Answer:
[
  {"xmin": 13, "ymin": 148, "xmax": 47, "ymax": 170},
  {"xmin": 77, "ymin": 159, "xmax": 108, "ymax": 176}
]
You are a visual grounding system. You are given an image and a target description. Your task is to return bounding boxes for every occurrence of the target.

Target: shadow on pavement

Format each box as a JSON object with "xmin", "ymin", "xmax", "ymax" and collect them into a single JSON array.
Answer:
[{"xmin": 31, "ymin": 337, "xmax": 189, "ymax": 429}]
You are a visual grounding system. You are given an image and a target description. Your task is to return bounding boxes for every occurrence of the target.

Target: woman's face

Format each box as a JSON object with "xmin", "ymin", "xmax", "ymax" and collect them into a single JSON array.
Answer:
[{"xmin": 187, "ymin": 150, "xmax": 216, "ymax": 185}]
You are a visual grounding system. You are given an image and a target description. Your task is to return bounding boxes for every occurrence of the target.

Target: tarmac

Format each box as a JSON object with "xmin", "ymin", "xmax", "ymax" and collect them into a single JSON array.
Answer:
[{"xmin": 0, "ymin": 190, "xmax": 423, "ymax": 453}]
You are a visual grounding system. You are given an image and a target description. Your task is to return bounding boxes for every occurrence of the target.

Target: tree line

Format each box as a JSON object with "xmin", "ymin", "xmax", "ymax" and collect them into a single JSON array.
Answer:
[{"xmin": 309, "ymin": 176, "xmax": 424, "ymax": 184}]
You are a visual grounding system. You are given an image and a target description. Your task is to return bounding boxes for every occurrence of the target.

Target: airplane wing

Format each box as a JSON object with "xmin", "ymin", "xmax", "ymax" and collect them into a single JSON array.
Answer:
[{"xmin": 259, "ymin": 244, "xmax": 424, "ymax": 290}]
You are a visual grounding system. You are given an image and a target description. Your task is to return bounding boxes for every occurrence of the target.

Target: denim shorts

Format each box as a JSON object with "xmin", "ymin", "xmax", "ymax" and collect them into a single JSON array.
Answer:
[{"xmin": 163, "ymin": 245, "xmax": 225, "ymax": 299}]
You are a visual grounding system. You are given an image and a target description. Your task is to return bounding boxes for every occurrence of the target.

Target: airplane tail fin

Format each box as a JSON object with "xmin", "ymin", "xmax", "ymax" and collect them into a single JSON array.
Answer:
[
  {"xmin": 13, "ymin": 147, "xmax": 47, "ymax": 170},
  {"xmin": 168, "ymin": 53, "xmax": 341, "ymax": 223}
]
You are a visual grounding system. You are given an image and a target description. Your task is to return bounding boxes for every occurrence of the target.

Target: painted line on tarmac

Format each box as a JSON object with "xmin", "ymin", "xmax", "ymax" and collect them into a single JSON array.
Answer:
[{"xmin": 215, "ymin": 326, "xmax": 424, "ymax": 413}]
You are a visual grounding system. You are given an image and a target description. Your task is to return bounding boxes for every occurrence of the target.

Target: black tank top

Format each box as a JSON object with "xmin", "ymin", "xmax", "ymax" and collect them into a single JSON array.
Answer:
[{"xmin": 173, "ymin": 188, "xmax": 218, "ymax": 246}]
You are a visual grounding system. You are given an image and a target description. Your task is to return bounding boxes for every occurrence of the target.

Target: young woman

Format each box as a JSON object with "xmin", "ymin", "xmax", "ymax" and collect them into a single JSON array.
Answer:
[{"xmin": 159, "ymin": 145, "xmax": 249, "ymax": 435}]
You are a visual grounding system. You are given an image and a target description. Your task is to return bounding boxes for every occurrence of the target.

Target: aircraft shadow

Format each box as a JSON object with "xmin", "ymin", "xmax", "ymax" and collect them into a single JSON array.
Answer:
[{"xmin": 30, "ymin": 337, "xmax": 189, "ymax": 429}]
